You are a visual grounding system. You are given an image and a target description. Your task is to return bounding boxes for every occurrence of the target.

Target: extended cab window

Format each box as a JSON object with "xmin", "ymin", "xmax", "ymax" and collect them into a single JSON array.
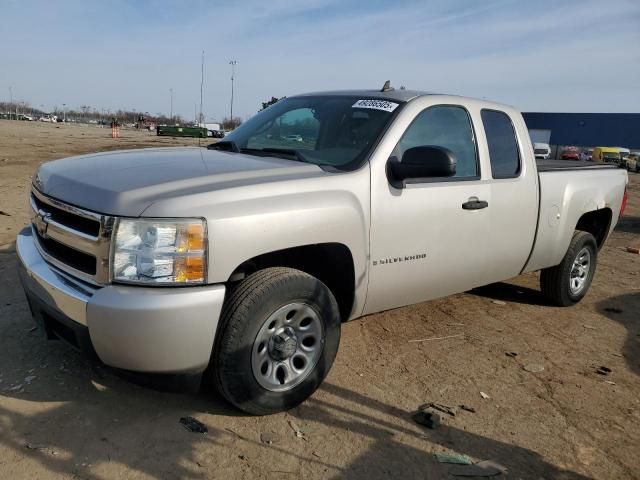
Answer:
[
  {"xmin": 397, "ymin": 106, "xmax": 478, "ymax": 178},
  {"xmin": 481, "ymin": 110, "xmax": 521, "ymax": 178}
]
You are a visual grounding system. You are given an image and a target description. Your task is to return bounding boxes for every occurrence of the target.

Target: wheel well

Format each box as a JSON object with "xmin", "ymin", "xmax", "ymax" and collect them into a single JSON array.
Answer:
[
  {"xmin": 575, "ymin": 208, "xmax": 612, "ymax": 248},
  {"xmin": 228, "ymin": 243, "xmax": 356, "ymax": 321}
]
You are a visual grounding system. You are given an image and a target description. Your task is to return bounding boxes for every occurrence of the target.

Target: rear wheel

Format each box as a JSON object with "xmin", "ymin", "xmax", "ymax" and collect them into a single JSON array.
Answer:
[
  {"xmin": 211, "ymin": 267, "xmax": 341, "ymax": 415},
  {"xmin": 540, "ymin": 231, "xmax": 597, "ymax": 306}
]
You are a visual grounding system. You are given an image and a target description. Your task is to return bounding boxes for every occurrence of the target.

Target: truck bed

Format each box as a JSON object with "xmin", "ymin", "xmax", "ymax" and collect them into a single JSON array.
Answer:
[{"xmin": 536, "ymin": 160, "xmax": 618, "ymax": 172}]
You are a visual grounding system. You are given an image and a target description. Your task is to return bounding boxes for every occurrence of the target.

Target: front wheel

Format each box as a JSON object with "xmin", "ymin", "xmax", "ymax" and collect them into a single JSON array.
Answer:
[
  {"xmin": 540, "ymin": 231, "xmax": 598, "ymax": 306},
  {"xmin": 210, "ymin": 267, "xmax": 341, "ymax": 415}
]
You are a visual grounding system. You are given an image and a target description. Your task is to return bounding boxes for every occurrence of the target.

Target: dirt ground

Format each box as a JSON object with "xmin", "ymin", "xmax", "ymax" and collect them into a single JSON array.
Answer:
[{"xmin": 0, "ymin": 119, "xmax": 639, "ymax": 480}]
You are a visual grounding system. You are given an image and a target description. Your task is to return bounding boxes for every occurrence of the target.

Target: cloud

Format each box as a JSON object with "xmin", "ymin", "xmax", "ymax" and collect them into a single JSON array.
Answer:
[{"xmin": 1, "ymin": 0, "xmax": 639, "ymax": 118}]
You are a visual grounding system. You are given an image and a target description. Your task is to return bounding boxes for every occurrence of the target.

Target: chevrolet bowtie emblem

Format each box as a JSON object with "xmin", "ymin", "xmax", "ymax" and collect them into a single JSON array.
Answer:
[{"xmin": 35, "ymin": 209, "xmax": 52, "ymax": 238}]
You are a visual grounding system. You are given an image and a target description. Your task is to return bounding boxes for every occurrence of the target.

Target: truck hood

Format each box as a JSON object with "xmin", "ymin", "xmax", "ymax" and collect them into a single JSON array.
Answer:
[{"xmin": 34, "ymin": 147, "xmax": 326, "ymax": 216}]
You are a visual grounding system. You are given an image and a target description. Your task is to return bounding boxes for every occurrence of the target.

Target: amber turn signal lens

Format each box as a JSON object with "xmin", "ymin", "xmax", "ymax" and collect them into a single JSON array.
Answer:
[{"xmin": 187, "ymin": 224, "xmax": 205, "ymax": 250}]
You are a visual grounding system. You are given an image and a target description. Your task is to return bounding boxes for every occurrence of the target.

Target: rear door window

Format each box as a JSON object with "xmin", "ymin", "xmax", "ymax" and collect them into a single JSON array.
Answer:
[{"xmin": 481, "ymin": 110, "xmax": 521, "ymax": 178}]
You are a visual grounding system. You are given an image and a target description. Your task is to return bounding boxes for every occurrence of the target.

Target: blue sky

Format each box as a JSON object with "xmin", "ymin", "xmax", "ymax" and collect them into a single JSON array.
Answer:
[{"xmin": 1, "ymin": 0, "xmax": 639, "ymax": 121}]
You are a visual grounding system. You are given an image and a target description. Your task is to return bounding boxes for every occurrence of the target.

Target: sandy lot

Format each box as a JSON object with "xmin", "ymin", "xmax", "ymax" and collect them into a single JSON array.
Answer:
[{"xmin": 0, "ymin": 119, "xmax": 639, "ymax": 479}]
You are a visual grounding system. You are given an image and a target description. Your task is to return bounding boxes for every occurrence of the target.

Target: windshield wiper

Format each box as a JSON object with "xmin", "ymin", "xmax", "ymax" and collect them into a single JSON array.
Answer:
[
  {"xmin": 256, "ymin": 147, "xmax": 309, "ymax": 163},
  {"xmin": 207, "ymin": 140, "xmax": 240, "ymax": 152}
]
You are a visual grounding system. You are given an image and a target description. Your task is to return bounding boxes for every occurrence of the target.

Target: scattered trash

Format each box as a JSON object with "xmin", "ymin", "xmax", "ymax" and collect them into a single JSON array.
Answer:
[
  {"xmin": 604, "ymin": 307, "xmax": 623, "ymax": 314},
  {"xmin": 288, "ymin": 420, "xmax": 305, "ymax": 438},
  {"xmin": 238, "ymin": 455, "xmax": 247, "ymax": 461},
  {"xmin": 491, "ymin": 300, "xmax": 506, "ymax": 306},
  {"xmin": 611, "ymin": 353, "xmax": 624, "ymax": 358},
  {"xmin": 435, "ymin": 452, "xmax": 473, "ymax": 465},
  {"xmin": 420, "ymin": 402, "xmax": 457, "ymax": 417},
  {"xmin": 459, "ymin": 405, "xmax": 476, "ymax": 413},
  {"xmin": 450, "ymin": 460, "xmax": 507, "ymax": 477},
  {"xmin": 24, "ymin": 375, "xmax": 37, "ymax": 384},
  {"xmin": 596, "ymin": 366, "xmax": 612, "ymax": 376},
  {"xmin": 8, "ymin": 384, "xmax": 23, "ymax": 391},
  {"xmin": 0, "ymin": 211, "xmax": 11, "ymax": 216},
  {"xmin": 28, "ymin": 326, "xmax": 38, "ymax": 333},
  {"xmin": 409, "ymin": 333, "xmax": 464, "ymax": 343},
  {"xmin": 523, "ymin": 364, "xmax": 544, "ymax": 373},
  {"xmin": 447, "ymin": 322, "xmax": 465, "ymax": 326},
  {"xmin": 626, "ymin": 246, "xmax": 640, "ymax": 255},
  {"xmin": 412, "ymin": 407, "xmax": 441, "ymax": 429},
  {"xmin": 604, "ymin": 380, "xmax": 616, "ymax": 385},
  {"xmin": 312, "ymin": 451, "xmax": 323, "ymax": 458},
  {"xmin": 505, "ymin": 352, "xmax": 518, "ymax": 358},
  {"xmin": 25, "ymin": 443, "xmax": 48, "ymax": 450},
  {"xmin": 260, "ymin": 432, "xmax": 280, "ymax": 445},
  {"xmin": 480, "ymin": 392, "xmax": 490, "ymax": 400},
  {"xmin": 179, "ymin": 417, "xmax": 208, "ymax": 434},
  {"xmin": 582, "ymin": 325, "xmax": 598, "ymax": 330}
]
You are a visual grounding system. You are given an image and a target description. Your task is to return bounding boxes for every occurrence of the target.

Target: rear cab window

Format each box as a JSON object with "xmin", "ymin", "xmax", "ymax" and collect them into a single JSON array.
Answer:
[{"xmin": 481, "ymin": 110, "xmax": 521, "ymax": 178}]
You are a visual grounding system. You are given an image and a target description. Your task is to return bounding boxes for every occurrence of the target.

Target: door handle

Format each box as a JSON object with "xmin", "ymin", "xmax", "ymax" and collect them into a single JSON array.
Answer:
[{"xmin": 462, "ymin": 198, "xmax": 489, "ymax": 210}]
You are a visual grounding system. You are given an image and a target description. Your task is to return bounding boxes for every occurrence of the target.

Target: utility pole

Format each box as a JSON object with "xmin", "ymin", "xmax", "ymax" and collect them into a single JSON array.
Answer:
[
  {"xmin": 63, "ymin": 103, "xmax": 66, "ymax": 123},
  {"xmin": 169, "ymin": 88, "xmax": 173, "ymax": 124},
  {"xmin": 229, "ymin": 60, "xmax": 237, "ymax": 126}
]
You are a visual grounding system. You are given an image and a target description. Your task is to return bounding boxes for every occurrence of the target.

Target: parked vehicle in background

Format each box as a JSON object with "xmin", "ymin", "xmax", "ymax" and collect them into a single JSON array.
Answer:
[
  {"xmin": 18, "ymin": 114, "xmax": 34, "ymax": 121},
  {"xmin": 592, "ymin": 147, "xmax": 622, "ymax": 165},
  {"xmin": 209, "ymin": 129, "xmax": 225, "ymax": 138},
  {"xmin": 561, "ymin": 148, "xmax": 580, "ymax": 160},
  {"xmin": 533, "ymin": 142, "xmax": 551, "ymax": 159},
  {"xmin": 284, "ymin": 134, "xmax": 303, "ymax": 142},
  {"xmin": 157, "ymin": 125, "xmax": 208, "ymax": 138},
  {"xmin": 585, "ymin": 148, "xmax": 594, "ymax": 161},
  {"xmin": 625, "ymin": 152, "xmax": 639, "ymax": 172},
  {"xmin": 17, "ymin": 88, "xmax": 628, "ymax": 415},
  {"xmin": 39, "ymin": 114, "xmax": 58, "ymax": 123}
]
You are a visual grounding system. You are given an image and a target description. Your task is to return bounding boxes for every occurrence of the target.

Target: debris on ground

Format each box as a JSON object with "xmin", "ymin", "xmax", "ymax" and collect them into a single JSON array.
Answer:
[
  {"xmin": 459, "ymin": 405, "xmax": 476, "ymax": 413},
  {"xmin": 312, "ymin": 451, "xmax": 323, "ymax": 458},
  {"xmin": 8, "ymin": 384, "xmax": 23, "ymax": 391},
  {"xmin": 419, "ymin": 402, "xmax": 457, "ymax": 417},
  {"xmin": 523, "ymin": 364, "xmax": 544, "ymax": 373},
  {"xmin": 491, "ymin": 300, "xmax": 506, "ymax": 306},
  {"xmin": 596, "ymin": 366, "xmax": 612, "ymax": 376},
  {"xmin": 582, "ymin": 324, "xmax": 598, "ymax": 330},
  {"xmin": 412, "ymin": 407, "xmax": 441, "ymax": 429},
  {"xmin": 408, "ymin": 333, "xmax": 464, "ymax": 343},
  {"xmin": 505, "ymin": 352, "xmax": 518, "ymax": 358},
  {"xmin": 25, "ymin": 443, "xmax": 48, "ymax": 450},
  {"xmin": 480, "ymin": 391, "xmax": 490, "ymax": 400},
  {"xmin": 450, "ymin": 459, "xmax": 507, "ymax": 477},
  {"xmin": 604, "ymin": 307, "xmax": 623, "ymax": 314},
  {"xmin": 0, "ymin": 211, "xmax": 11, "ymax": 216},
  {"xmin": 287, "ymin": 420, "xmax": 305, "ymax": 438},
  {"xmin": 435, "ymin": 452, "xmax": 473, "ymax": 464},
  {"xmin": 24, "ymin": 375, "xmax": 37, "ymax": 384},
  {"xmin": 260, "ymin": 432, "xmax": 280, "ymax": 445},
  {"xmin": 605, "ymin": 380, "xmax": 616, "ymax": 385},
  {"xmin": 626, "ymin": 246, "xmax": 640, "ymax": 254},
  {"xmin": 179, "ymin": 417, "xmax": 208, "ymax": 434}
]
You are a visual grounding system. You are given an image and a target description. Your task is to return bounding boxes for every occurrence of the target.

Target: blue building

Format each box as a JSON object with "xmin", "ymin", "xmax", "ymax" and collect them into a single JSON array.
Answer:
[{"xmin": 522, "ymin": 113, "xmax": 640, "ymax": 150}]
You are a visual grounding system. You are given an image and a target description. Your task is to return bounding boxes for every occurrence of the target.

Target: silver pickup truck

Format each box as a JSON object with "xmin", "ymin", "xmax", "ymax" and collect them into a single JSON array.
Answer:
[{"xmin": 17, "ymin": 88, "xmax": 628, "ymax": 414}]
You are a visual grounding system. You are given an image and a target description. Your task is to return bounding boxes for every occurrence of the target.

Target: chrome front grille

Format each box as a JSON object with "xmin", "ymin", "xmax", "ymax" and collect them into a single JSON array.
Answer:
[{"xmin": 30, "ymin": 188, "xmax": 115, "ymax": 285}]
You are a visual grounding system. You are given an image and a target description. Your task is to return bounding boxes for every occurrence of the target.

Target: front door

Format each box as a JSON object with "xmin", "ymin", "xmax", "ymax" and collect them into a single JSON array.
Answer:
[{"xmin": 364, "ymin": 102, "xmax": 490, "ymax": 314}]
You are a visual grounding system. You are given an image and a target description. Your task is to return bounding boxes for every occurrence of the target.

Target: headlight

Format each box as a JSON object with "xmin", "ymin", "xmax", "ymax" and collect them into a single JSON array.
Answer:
[{"xmin": 112, "ymin": 218, "xmax": 207, "ymax": 285}]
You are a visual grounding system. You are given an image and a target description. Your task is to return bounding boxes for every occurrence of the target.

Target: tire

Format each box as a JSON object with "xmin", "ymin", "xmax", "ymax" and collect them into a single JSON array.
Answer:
[
  {"xmin": 210, "ymin": 267, "xmax": 341, "ymax": 415},
  {"xmin": 540, "ymin": 231, "xmax": 598, "ymax": 307}
]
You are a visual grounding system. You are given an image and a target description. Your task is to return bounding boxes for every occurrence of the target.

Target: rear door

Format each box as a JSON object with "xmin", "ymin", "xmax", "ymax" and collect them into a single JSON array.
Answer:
[{"xmin": 478, "ymin": 109, "xmax": 538, "ymax": 285}]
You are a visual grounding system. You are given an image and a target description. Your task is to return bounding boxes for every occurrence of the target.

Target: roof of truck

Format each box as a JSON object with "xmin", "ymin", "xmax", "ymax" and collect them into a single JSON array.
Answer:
[{"xmin": 295, "ymin": 89, "xmax": 431, "ymax": 102}]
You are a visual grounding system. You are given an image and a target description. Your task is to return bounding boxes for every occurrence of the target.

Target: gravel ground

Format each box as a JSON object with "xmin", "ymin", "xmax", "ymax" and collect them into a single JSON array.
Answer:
[{"xmin": 0, "ymin": 119, "xmax": 639, "ymax": 479}]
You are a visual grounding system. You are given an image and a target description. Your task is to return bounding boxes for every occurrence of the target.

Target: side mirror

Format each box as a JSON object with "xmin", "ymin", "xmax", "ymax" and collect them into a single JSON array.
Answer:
[{"xmin": 386, "ymin": 145, "xmax": 457, "ymax": 188}]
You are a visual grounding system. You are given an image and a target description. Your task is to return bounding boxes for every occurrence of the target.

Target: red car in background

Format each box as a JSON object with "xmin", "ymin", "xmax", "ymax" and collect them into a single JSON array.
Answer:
[{"xmin": 561, "ymin": 149, "xmax": 580, "ymax": 160}]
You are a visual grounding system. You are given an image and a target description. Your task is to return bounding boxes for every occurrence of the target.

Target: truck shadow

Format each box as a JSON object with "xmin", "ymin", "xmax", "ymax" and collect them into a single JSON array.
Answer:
[
  {"xmin": 614, "ymin": 215, "xmax": 640, "ymax": 235},
  {"xmin": 469, "ymin": 282, "xmax": 550, "ymax": 307},
  {"xmin": 596, "ymin": 292, "xmax": 640, "ymax": 376}
]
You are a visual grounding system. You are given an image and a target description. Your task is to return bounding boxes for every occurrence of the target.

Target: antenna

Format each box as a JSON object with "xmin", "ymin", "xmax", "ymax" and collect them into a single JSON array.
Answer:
[{"xmin": 380, "ymin": 80, "xmax": 394, "ymax": 92}]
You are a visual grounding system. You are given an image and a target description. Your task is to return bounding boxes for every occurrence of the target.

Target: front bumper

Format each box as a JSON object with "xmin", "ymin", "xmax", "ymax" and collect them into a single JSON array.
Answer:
[{"xmin": 17, "ymin": 227, "xmax": 226, "ymax": 374}]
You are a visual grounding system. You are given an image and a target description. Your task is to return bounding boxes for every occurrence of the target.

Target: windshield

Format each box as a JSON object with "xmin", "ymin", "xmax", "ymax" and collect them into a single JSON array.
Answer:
[
  {"xmin": 603, "ymin": 152, "xmax": 620, "ymax": 159},
  {"xmin": 220, "ymin": 96, "xmax": 401, "ymax": 170},
  {"xmin": 534, "ymin": 148, "xmax": 548, "ymax": 154}
]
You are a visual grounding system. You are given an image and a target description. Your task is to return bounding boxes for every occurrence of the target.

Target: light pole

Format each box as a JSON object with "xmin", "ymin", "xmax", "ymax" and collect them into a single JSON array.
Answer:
[
  {"xmin": 229, "ymin": 60, "xmax": 238, "ymax": 126},
  {"xmin": 169, "ymin": 88, "xmax": 173, "ymax": 124},
  {"xmin": 63, "ymin": 103, "xmax": 66, "ymax": 123}
]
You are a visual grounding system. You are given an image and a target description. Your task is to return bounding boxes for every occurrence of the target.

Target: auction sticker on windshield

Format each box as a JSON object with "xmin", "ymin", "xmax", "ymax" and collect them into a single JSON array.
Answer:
[{"xmin": 352, "ymin": 99, "xmax": 399, "ymax": 112}]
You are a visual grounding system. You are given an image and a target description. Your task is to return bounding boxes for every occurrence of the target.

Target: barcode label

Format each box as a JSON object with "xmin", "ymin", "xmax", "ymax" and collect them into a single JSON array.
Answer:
[{"xmin": 352, "ymin": 99, "xmax": 399, "ymax": 112}]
